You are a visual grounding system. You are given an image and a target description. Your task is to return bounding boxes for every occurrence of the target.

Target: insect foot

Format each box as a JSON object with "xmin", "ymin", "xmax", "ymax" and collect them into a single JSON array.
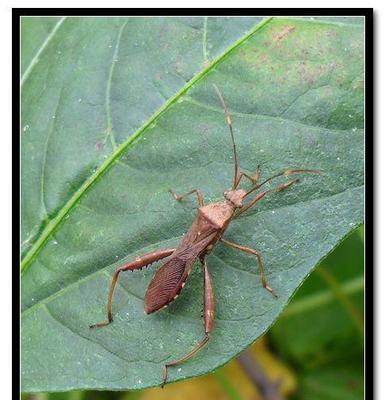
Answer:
[
  {"xmin": 169, "ymin": 189, "xmax": 182, "ymax": 201},
  {"xmin": 161, "ymin": 333, "xmax": 211, "ymax": 387},
  {"xmin": 89, "ymin": 316, "xmax": 113, "ymax": 329},
  {"xmin": 264, "ymin": 283, "xmax": 278, "ymax": 298}
]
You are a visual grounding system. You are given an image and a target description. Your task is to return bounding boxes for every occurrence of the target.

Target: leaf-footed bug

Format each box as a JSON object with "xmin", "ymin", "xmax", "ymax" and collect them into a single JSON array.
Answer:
[{"xmin": 90, "ymin": 84, "xmax": 321, "ymax": 386}]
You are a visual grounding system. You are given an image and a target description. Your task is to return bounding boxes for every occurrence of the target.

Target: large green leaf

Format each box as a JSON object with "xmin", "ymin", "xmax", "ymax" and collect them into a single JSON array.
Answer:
[{"xmin": 21, "ymin": 16, "xmax": 364, "ymax": 391}]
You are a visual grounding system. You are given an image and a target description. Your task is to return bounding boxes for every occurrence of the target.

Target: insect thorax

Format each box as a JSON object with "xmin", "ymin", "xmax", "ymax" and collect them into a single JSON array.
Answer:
[{"xmin": 199, "ymin": 202, "xmax": 235, "ymax": 229}]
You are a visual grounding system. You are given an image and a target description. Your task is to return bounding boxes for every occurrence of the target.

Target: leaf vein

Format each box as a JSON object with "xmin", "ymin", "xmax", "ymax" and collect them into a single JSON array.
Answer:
[
  {"xmin": 43, "ymin": 303, "xmax": 155, "ymax": 365},
  {"xmin": 202, "ymin": 16, "xmax": 209, "ymax": 63},
  {"xmin": 40, "ymin": 86, "xmax": 65, "ymax": 220},
  {"xmin": 184, "ymin": 96, "xmax": 362, "ymax": 134},
  {"xmin": 105, "ymin": 19, "xmax": 129, "ymax": 151},
  {"xmin": 21, "ymin": 17, "xmax": 67, "ymax": 87}
]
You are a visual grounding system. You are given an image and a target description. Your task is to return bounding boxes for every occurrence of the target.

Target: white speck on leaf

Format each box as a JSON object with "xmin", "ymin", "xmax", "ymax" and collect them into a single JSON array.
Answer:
[
  {"xmin": 337, "ymin": 157, "xmax": 341, "ymax": 161},
  {"xmin": 23, "ymin": 125, "xmax": 30, "ymax": 132}
]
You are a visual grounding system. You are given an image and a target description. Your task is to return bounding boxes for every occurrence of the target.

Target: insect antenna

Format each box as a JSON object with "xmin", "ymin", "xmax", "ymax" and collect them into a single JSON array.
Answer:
[{"xmin": 213, "ymin": 83, "xmax": 239, "ymax": 189}]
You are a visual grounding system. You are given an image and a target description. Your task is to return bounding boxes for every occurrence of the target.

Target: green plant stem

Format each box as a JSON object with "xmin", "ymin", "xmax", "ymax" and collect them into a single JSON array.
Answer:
[
  {"xmin": 282, "ymin": 275, "xmax": 363, "ymax": 318},
  {"xmin": 315, "ymin": 267, "xmax": 364, "ymax": 337},
  {"xmin": 213, "ymin": 370, "xmax": 244, "ymax": 400}
]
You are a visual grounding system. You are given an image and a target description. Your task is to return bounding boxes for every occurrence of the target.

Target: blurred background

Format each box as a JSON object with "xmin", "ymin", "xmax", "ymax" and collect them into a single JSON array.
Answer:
[{"xmin": 22, "ymin": 225, "xmax": 364, "ymax": 400}]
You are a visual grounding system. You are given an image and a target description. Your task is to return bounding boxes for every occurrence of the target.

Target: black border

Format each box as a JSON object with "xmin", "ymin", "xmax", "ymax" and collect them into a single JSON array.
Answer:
[
  {"xmin": 14, "ymin": 8, "xmax": 373, "ymax": 399},
  {"xmin": 364, "ymin": 8, "xmax": 374, "ymax": 400},
  {"xmin": 13, "ymin": 8, "xmax": 20, "ymax": 400},
  {"xmin": 14, "ymin": 8, "xmax": 372, "ymax": 17}
]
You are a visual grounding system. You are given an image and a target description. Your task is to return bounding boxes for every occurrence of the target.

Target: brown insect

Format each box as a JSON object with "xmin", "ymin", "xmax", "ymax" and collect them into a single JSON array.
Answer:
[{"xmin": 90, "ymin": 84, "xmax": 320, "ymax": 386}]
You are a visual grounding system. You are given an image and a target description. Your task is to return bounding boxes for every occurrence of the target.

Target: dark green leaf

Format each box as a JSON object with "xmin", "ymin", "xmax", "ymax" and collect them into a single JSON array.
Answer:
[
  {"xmin": 295, "ymin": 361, "xmax": 364, "ymax": 400},
  {"xmin": 21, "ymin": 16, "xmax": 364, "ymax": 391}
]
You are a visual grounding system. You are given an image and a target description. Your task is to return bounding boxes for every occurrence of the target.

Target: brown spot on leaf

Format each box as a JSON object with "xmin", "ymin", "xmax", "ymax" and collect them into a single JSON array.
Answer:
[
  {"xmin": 298, "ymin": 62, "xmax": 328, "ymax": 87},
  {"xmin": 95, "ymin": 141, "xmax": 104, "ymax": 152},
  {"xmin": 325, "ymin": 29, "xmax": 338, "ymax": 39},
  {"xmin": 273, "ymin": 26, "xmax": 296, "ymax": 42},
  {"xmin": 257, "ymin": 53, "xmax": 269, "ymax": 65}
]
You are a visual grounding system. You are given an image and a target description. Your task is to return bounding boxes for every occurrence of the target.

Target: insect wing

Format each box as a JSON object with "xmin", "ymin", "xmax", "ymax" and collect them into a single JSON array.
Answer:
[
  {"xmin": 144, "ymin": 256, "xmax": 193, "ymax": 314},
  {"xmin": 144, "ymin": 218, "xmax": 218, "ymax": 314}
]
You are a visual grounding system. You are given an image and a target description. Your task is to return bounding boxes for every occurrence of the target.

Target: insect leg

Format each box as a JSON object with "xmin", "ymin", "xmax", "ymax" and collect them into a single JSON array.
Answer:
[
  {"xmin": 89, "ymin": 248, "xmax": 176, "ymax": 329},
  {"xmin": 162, "ymin": 260, "xmax": 214, "ymax": 387},
  {"xmin": 235, "ymin": 179, "xmax": 300, "ymax": 218},
  {"xmin": 258, "ymin": 168, "xmax": 321, "ymax": 188},
  {"xmin": 245, "ymin": 168, "xmax": 321, "ymax": 197},
  {"xmin": 220, "ymin": 238, "xmax": 277, "ymax": 298},
  {"xmin": 169, "ymin": 188, "xmax": 204, "ymax": 207}
]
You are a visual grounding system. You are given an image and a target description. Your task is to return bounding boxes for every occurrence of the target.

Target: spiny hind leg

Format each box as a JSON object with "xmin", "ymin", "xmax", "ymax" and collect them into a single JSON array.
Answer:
[
  {"xmin": 162, "ymin": 259, "xmax": 214, "ymax": 387},
  {"xmin": 169, "ymin": 188, "xmax": 204, "ymax": 207},
  {"xmin": 220, "ymin": 238, "xmax": 277, "ymax": 298},
  {"xmin": 89, "ymin": 248, "xmax": 176, "ymax": 329}
]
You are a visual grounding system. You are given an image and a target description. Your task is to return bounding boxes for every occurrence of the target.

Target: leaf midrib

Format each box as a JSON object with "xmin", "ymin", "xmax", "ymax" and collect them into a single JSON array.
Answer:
[{"xmin": 20, "ymin": 17, "xmax": 274, "ymax": 274}]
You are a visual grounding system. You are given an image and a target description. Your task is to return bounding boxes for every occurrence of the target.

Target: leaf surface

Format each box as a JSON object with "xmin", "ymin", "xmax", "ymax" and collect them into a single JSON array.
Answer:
[{"xmin": 21, "ymin": 16, "xmax": 364, "ymax": 391}]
